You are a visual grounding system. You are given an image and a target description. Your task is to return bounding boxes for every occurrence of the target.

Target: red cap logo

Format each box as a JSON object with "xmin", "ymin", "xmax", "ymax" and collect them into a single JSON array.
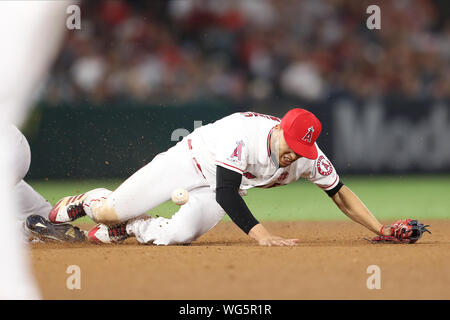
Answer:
[
  {"xmin": 302, "ymin": 126, "xmax": 314, "ymax": 143},
  {"xmin": 280, "ymin": 108, "xmax": 322, "ymax": 160}
]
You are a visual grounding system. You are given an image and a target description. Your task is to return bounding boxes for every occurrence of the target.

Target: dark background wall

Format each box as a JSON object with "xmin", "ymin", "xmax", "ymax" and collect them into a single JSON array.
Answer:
[{"xmin": 25, "ymin": 98, "xmax": 450, "ymax": 179}]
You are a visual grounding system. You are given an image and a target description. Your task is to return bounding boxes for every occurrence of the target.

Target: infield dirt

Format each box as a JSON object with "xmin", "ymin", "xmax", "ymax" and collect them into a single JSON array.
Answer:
[{"xmin": 30, "ymin": 220, "xmax": 450, "ymax": 300}]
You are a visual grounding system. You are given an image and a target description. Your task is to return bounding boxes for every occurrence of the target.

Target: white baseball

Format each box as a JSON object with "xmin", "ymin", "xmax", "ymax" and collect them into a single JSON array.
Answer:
[{"xmin": 171, "ymin": 188, "xmax": 189, "ymax": 205}]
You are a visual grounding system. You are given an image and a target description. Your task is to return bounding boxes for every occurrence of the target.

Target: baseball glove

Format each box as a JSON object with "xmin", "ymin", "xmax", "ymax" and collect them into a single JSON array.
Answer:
[{"xmin": 368, "ymin": 219, "xmax": 431, "ymax": 244}]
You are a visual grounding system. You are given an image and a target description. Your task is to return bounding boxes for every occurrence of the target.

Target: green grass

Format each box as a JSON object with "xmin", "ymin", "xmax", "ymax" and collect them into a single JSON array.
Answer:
[{"xmin": 29, "ymin": 175, "xmax": 450, "ymax": 223}]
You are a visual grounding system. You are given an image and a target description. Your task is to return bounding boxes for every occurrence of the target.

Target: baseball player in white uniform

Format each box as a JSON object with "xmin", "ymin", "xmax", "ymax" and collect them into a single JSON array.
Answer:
[{"xmin": 49, "ymin": 108, "xmax": 395, "ymax": 246}]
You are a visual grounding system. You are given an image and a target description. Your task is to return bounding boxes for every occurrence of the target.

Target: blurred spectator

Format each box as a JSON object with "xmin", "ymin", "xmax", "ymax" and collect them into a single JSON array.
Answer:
[{"xmin": 41, "ymin": 0, "xmax": 450, "ymax": 106}]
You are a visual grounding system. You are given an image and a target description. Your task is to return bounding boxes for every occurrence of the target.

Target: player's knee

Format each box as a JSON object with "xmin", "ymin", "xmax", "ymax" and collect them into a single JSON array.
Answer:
[
  {"xmin": 91, "ymin": 205, "xmax": 120, "ymax": 224},
  {"xmin": 88, "ymin": 199, "xmax": 120, "ymax": 224},
  {"xmin": 11, "ymin": 129, "xmax": 31, "ymax": 183},
  {"xmin": 84, "ymin": 190, "xmax": 120, "ymax": 224}
]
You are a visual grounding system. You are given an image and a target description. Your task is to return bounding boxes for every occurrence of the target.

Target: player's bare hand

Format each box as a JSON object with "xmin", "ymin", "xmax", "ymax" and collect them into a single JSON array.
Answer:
[
  {"xmin": 258, "ymin": 236, "xmax": 299, "ymax": 247},
  {"xmin": 248, "ymin": 224, "xmax": 299, "ymax": 246}
]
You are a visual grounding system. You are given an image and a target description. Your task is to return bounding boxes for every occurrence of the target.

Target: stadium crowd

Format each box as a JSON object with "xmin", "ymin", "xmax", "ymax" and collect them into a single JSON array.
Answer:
[{"xmin": 43, "ymin": 0, "xmax": 450, "ymax": 105}]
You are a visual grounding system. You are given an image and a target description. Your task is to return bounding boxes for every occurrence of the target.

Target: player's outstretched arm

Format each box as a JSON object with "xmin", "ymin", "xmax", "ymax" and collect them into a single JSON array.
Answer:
[
  {"xmin": 331, "ymin": 185, "xmax": 391, "ymax": 236},
  {"xmin": 216, "ymin": 165, "xmax": 299, "ymax": 246}
]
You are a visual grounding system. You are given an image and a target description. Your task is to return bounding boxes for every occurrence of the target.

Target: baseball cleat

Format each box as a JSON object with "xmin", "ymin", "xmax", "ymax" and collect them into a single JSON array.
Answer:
[
  {"xmin": 48, "ymin": 188, "xmax": 108, "ymax": 224},
  {"xmin": 87, "ymin": 222, "xmax": 129, "ymax": 244},
  {"xmin": 25, "ymin": 215, "xmax": 86, "ymax": 242},
  {"xmin": 49, "ymin": 193, "xmax": 88, "ymax": 223}
]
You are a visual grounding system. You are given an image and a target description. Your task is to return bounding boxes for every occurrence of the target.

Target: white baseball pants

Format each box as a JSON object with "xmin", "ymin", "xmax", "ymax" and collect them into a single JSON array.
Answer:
[
  {"xmin": 8, "ymin": 126, "xmax": 52, "ymax": 225},
  {"xmin": 85, "ymin": 138, "xmax": 227, "ymax": 245}
]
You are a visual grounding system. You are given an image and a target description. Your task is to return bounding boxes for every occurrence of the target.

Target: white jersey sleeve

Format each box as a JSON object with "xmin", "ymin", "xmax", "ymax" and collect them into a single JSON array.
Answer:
[
  {"xmin": 215, "ymin": 137, "xmax": 248, "ymax": 175},
  {"xmin": 304, "ymin": 146, "xmax": 340, "ymax": 191}
]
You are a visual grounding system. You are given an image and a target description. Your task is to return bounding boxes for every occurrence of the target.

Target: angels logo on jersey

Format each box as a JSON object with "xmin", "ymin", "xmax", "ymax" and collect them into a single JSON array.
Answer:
[
  {"xmin": 302, "ymin": 126, "xmax": 314, "ymax": 143},
  {"xmin": 317, "ymin": 155, "xmax": 333, "ymax": 176},
  {"xmin": 230, "ymin": 140, "xmax": 244, "ymax": 161}
]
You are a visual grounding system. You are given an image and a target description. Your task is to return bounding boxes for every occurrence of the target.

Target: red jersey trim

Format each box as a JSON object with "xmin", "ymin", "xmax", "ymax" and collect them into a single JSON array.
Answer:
[
  {"xmin": 187, "ymin": 139, "xmax": 206, "ymax": 179},
  {"xmin": 216, "ymin": 161, "xmax": 244, "ymax": 174},
  {"xmin": 193, "ymin": 157, "xmax": 206, "ymax": 179},
  {"xmin": 318, "ymin": 176, "xmax": 339, "ymax": 190}
]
